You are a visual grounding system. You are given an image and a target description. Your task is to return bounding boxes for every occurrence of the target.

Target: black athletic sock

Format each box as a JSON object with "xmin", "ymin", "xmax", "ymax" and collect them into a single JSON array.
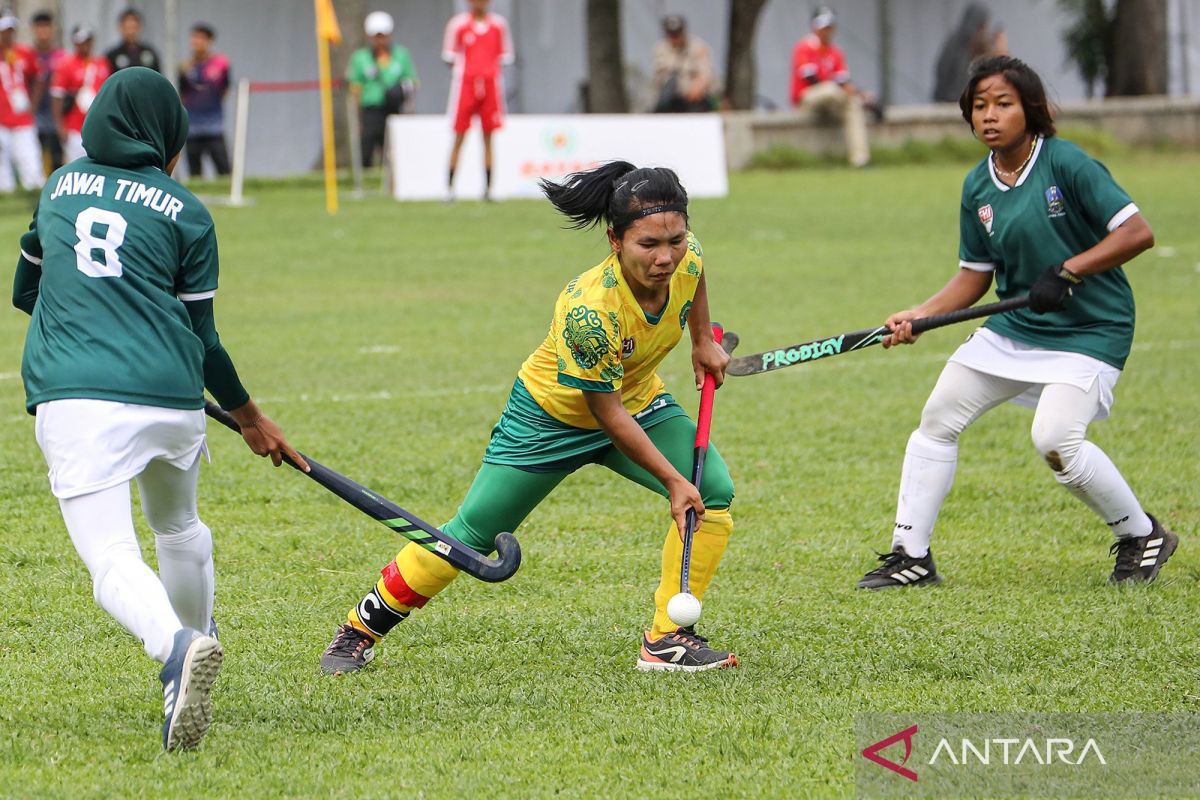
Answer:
[
  {"xmin": 448, "ymin": 167, "xmax": 455, "ymax": 187},
  {"xmin": 485, "ymin": 168, "xmax": 492, "ymax": 190}
]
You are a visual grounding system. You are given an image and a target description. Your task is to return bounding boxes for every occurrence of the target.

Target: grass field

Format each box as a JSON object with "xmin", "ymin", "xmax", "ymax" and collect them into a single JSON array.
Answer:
[{"xmin": 1, "ymin": 153, "xmax": 1198, "ymax": 798}]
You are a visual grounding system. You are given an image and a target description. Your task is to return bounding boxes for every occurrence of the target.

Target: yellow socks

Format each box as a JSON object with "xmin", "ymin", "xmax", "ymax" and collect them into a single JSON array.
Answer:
[
  {"xmin": 650, "ymin": 508, "xmax": 733, "ymax": 639},
  {"xmin": 347, "ymin": 542, "xmax": 461, "ymax": 640}
]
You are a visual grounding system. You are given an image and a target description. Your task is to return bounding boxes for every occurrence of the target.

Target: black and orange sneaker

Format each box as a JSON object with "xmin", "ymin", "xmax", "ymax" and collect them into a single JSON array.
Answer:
[
  {"xmin": 1109, "ymin": 514, "xmax": 1179, "ymax": 584},
  {"xmin": 636, "ymin": 627, "xmax": 738, "ymax": 672},
  {"xmin": 320, "ymin": 624, "xmax": 376, "ymax": 675}
]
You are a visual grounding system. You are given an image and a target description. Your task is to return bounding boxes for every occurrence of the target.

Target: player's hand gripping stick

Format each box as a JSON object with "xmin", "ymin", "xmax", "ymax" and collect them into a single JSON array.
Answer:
[{"xmin": 203, "ymin": 402, "xmax": 520, "ymax": 583}]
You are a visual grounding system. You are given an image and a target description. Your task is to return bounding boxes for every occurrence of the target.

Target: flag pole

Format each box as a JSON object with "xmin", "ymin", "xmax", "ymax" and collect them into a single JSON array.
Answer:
[{"xmin": 315, "ymin": 0, "xmax": 339, "ymax": 214}]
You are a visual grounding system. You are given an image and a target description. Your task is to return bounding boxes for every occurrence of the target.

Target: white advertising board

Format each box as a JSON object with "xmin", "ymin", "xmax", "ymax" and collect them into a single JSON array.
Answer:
[{"xmin": 386, "ymin": 114, "xmax": 727, "ymax": 201}]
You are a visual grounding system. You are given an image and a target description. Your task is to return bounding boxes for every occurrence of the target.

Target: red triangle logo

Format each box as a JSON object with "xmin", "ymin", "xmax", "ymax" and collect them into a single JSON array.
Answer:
[{"xmin": 862, "ymin": 724, "xmax": 919, "ymax": 782}]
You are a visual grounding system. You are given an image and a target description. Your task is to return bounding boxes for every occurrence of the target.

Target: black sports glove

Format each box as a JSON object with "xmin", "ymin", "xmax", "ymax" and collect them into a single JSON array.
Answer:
[{"xmin": 1028, "ymin": 263, "xmax": 1083, "ymax": 314}]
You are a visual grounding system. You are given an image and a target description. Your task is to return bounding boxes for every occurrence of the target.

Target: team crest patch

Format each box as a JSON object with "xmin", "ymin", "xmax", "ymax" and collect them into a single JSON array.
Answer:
[
  {"xmin": 1044, "ymin": 185, "xmax": 1066, "ymax": 217},
  {"xmin": 977, "ymin": 204, "xmax": 994, "ymax": 236},
  {"xmin": 563, "ymin": 305, "xmax": 610, "ymax": 370},
  {"xmin": 621, "ymin": 337, "xmax": 636, "ymax": 359}
]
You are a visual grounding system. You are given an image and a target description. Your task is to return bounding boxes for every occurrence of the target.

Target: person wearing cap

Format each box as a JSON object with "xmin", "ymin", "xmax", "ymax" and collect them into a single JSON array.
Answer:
[
  {"xmin": 177, "ymin": 23, "xmax": 230, "ymax": 177},
  {"xmin": 790, "ymin": 6, "xmax": 870, "ymax": 167},
  {"xmin": 12, "ymin": 65, "xmax": 303, "ymax": 750},
  {"xmin": 442, "ymin": 0, "xmax": 514, "ymax": 201},
  {"xmin": 346, "ymin": 10, "xmax": 418, "ymax": 168},
  {"xmin": 652, "ymin": 14, "xmax": 714, "ymax": 113},
  {"xmin": 0, "ymin": 11, "xmax": 45, "ymax": 192},
  {"xmin": 29, "ymin": 11, "xmax": 66, "ymax": 173},
  {"xmin": 105, "ymin": 8, "xmax": 162, "ymax": 74},
  {"xmin": 50, "ymin": 24, "xmax": 111, "ymax": 164}
]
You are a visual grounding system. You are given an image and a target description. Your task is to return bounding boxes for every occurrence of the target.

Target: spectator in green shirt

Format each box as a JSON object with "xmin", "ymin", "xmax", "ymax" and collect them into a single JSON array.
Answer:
[{"xmin": 346, "ymin": 11, "xmax": 418, "ymax": 167}]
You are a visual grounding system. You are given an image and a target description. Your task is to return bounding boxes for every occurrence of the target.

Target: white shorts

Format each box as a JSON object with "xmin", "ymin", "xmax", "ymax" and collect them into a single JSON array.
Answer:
[
  {"xmin": 64, "ymin": 131, "xmax": 85, "ymax": 164},
  {"xmin": 35, "ymin": 399, "xmax": 207, "ymax": 499},
  {"xmin": 948, "ymin": 327, "xmax": 1122, "ymax": 420}
]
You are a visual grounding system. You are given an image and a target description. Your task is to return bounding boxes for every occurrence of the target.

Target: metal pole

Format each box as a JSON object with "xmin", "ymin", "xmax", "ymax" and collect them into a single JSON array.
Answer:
[
  {"xmin": 877, "ymin": 0, "xmax": 892, "ymax": 109},
  {"xmin": 346, "ymin": 92, "xmax": 363, "ymax": 196},
  {"xmin": 164, "ymin": 0, "xmax": 178, "ymax": 89},
  {"xmin": 229, "ymin": 78, "xmax": 251, "ymax": 205}
]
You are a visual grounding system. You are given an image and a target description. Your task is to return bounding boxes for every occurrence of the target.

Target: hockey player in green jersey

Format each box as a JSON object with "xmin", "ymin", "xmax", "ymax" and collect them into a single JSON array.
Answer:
[
  {"xmin": 12, "ymin": 67, "xmax": 307, "ymax": 751},
  {"xmin": 856, "ymin": 56, "xmax": 1178, "ymax": 590}
]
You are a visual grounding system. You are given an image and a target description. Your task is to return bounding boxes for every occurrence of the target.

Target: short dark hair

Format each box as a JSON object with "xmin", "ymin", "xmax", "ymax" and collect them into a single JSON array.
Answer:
[
  {"xmin": 118, "ymin": 8, "xmax": 142, "ymax": 23},
  {"xmin": 191, "ymin": 22, "xmax": 215, "ymax": 39},
  {"xmin": 959, "ymin": 55, "xmax": 1057, "ymax": 138},
  {"xmin": 32, "ymin": 10, "xmax": 53, "ymax": 25}
]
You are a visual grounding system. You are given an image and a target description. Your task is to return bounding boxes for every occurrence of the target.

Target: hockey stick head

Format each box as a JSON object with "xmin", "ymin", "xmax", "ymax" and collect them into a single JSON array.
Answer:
[
  {"xmin": 721, "ymin": 330, "xmax": 739, "ymax": 355},
  {"xmin": 472, "ymin": 532, "xmax": 522, "ymax": 583}
]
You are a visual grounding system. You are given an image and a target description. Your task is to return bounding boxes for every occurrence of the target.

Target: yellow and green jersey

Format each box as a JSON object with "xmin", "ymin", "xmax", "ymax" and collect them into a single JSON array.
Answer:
[{"xmin": 517, "ymin": 232, "xmax": 704, "ymax": 429}]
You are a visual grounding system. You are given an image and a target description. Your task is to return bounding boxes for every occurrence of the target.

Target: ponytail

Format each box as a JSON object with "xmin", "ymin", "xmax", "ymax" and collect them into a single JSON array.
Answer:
[{"xmin": 539, "ymin": 160, "xmax": 689, "ymax": 237}]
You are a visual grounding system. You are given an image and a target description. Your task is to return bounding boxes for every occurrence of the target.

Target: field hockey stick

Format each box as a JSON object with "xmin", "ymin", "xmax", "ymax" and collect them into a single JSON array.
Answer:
[
  {"xmin": 679, "ymin": 322, "xmax": 729, "ymax": 598},
  {"xmin": 203, "ymin": 401, "xmax": 521, "ymax": 583},
  {"xmin": 726, "ymin": 294, "xmax": 1030, "ymax": 377}
]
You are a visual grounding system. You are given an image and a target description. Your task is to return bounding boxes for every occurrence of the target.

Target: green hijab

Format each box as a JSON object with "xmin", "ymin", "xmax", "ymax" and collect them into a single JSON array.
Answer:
[{"xmin": 82, "ymin": 67, "xmax": 189, "ymax": 170}]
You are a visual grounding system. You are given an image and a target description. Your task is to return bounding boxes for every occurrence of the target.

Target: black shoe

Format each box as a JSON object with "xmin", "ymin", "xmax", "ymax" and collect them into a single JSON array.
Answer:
[
  {"xmin": 637, "ymin": 627, "xmax": 738, "ymax": 672},
  {"xmin": 1109, "ymin": 514, "xmax": 1179, "ymax": 584},
  {"xmin": 856, "ymin": 546, "xmax": 942, "ymax": 590},
  {"xmin": 320, "ymin": 624, "xmax": 376, "ymax": 675}
]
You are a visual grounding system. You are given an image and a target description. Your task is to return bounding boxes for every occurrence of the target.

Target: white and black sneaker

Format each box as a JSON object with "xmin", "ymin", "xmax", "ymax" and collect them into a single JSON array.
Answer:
[
  {"xmin": 1109, "ymin": 514, "xmax": 1179, "ymax": 584},
  {"xmin": 159, "ymin": 628, "xmax": 223, "ymax": 751},
  {"xmin": 320, "ymin": 624, "xmax": 376, "ymax": 675},
  {"xmin": 856, "ymin": 546, "xmax": 942, "ymax": 590},
  {"xmin": 636, "ymin": 627, "xmax": 738, "ymax": 672}
]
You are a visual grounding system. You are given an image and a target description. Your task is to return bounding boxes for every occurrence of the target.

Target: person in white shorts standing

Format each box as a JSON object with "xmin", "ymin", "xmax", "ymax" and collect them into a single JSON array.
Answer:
[
  {"xmin": 12, "ymin": 67, "xmax": 306, "ymax": 751},
  {"xmin": 856, "ymin": 55, "xmax": 1178, "ymax": 590}
]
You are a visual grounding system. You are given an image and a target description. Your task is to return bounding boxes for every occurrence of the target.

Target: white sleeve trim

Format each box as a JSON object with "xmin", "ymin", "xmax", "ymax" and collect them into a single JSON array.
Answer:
[
  {"xmin": 20, "ymin": 249, "xmax": 42, "ymax": 265},
  {"xmin": 1107, "ymin": 203, "xmax": 1139, "ymax": 232},
  {"xmin": 177, "ymin": 290, "xmax": 217, "ymax": 302},
  {"xmin": 959, "ymin": 260, "xmax": 996, "ymax": 272}
]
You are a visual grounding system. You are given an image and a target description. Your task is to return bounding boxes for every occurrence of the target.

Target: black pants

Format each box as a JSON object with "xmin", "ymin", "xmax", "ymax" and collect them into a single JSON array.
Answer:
[
  {"xmin": 38, "ymin": 130, "xmax": 63, "ymax": 173},
  {"xmin": 360, "ymin": 106, "xmax": 388, "ymax": 168},
  {"xmin": 186, "ymin": 134, "xmax": 230, "ymax": 177}
]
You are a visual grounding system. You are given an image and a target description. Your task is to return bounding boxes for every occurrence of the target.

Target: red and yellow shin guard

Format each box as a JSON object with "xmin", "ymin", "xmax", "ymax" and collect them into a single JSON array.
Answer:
[
  {"xmin": 650, "ymin": 508, "xmax": 733, "ymax": 640},
  {"xmin": 347, "ymin": 542, "xmax": 461, "ymax": 640}
]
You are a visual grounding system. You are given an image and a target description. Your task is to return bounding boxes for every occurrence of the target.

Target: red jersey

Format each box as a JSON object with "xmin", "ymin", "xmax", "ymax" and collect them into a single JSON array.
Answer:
[
  {"xmin": 790, "ymin": 34, "xmax": 850, "ymax": 105},
  {"xmin": 0, "ymin": 44, "xmax": 38, "ymax": 128},
  {"xmin": 50, "ymin": 53, "xmax": 111, "ymax": 133},
  {"xmin": 442, "ymin": 12, "xmax": 513, "ymax": 80}
]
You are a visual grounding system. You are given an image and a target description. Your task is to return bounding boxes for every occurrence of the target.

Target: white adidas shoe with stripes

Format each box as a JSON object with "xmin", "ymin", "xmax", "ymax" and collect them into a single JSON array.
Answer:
[{"xmin": 857, "ymin": 546, "xmax": 942, "ymax": 590}]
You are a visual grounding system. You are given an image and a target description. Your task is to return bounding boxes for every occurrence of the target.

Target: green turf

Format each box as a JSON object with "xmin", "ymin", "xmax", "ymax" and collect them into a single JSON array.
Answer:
[{"xmin": 1, "ymin": 154, "xmax": 1198, "ymax": 798}]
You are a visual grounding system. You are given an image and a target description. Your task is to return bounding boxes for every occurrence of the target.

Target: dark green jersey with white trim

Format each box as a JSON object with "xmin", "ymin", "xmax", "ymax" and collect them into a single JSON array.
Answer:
[
  {"xmin": 15, "ymin": 67, "xmax": 220, "ymax": 413},
  {"xmin": 18, "ymin": 162, "xmax": 218, "ymax": 411},
  {"xmin": 959, "ymin": 136, "xmax": 1138, "ymax": 369}
]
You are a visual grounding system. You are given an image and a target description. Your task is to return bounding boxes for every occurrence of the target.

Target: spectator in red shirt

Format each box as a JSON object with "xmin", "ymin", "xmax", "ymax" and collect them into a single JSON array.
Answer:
[
  {"xmin": 790, "ymin": 7, "xmax": 870, "ymax": 167},
  {"xmin": 29, "ymin": 10, "xmax": 66, "ymax": 172},
  {"xmin": 0, "ymin": 11, "xmax": 44, "ymax": 191},
  {"xmin": 50, "ymin": 25, "xmax": 111, "ymax": 164},
  {"xmin": 442, "ymin": 0, "xmax": 514, "ymax": 201}
]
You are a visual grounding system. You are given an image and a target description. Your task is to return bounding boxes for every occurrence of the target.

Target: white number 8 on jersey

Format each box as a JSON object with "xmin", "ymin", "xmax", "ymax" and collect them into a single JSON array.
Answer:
[{"xmin": 74, "ymin": 207, "xmax": 128, "ymax": 279}]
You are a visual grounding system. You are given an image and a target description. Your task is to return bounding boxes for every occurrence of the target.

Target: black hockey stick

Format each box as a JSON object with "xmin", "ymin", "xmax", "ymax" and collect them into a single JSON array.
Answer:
[
  {"xmin": 203, "ymin": 401, "xmax": 520, "ymax": 583},
  {"xmin": 727, "ymin": 295, "xmax": 1030, "ymax": 377}
]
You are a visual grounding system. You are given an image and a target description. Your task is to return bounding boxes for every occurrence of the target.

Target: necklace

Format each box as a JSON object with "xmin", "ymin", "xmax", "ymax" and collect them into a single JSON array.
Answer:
[{"xmin": 992, "ymin": 138, "xmax": 1036, "ymax": 178}]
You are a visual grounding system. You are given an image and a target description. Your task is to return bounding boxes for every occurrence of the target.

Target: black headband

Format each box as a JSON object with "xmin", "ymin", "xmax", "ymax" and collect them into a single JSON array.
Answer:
[{"xmin": 614, "ymin": 202, "xmax": 688, "ymax": 227}]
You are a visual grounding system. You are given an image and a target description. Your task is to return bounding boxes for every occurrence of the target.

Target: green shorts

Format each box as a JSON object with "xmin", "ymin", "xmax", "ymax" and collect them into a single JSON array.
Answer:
[{"xmin": 482, "ymin": 379, "xmax": 686, "ymax": 472}]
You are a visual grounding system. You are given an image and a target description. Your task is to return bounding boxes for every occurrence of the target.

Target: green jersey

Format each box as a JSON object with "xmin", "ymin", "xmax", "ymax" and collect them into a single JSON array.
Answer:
[
  {"xmin": 959, "ymin": 136, "xmax": 1138, "ymax": 369},
  {"xmin": 15, "ymin": 68, "xmax": 221, "ymax": 413},
  {"xmin": 346, "ymin": 45, "xmax": 418, "ymax": 108}
]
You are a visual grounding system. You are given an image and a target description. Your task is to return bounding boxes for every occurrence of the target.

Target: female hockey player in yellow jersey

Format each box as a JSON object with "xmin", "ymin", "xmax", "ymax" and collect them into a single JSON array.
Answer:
[{"xmin": 321, "ymin": 160, "xmax": 738, "ymax": 674}]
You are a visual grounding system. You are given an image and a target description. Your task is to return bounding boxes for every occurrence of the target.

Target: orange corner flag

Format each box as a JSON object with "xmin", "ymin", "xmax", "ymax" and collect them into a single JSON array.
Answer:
[{"xmin": 316, "ymin": 0, "xmax": 342, "ymax": 45}]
